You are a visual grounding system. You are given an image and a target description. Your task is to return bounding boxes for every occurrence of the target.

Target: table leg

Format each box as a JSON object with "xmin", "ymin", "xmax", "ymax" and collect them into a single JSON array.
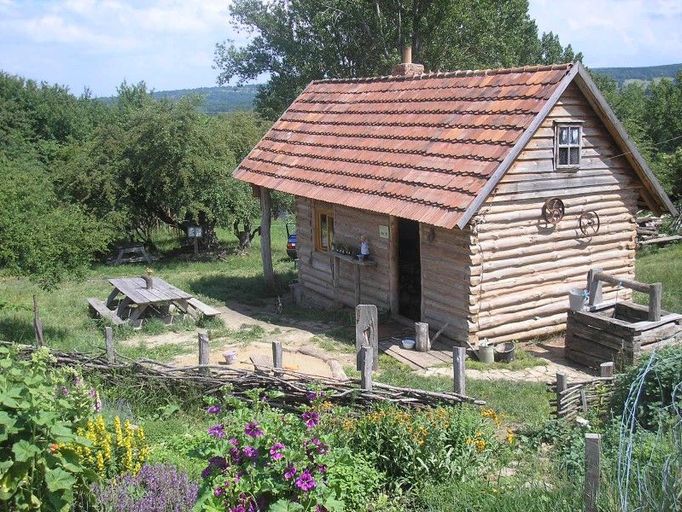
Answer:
[
  {"xmin": 116, "ymin": 297, "xmax": 131, "ymax": 319},
  {"xmin": 106, "ymin": 288, "xmax": 119, "ymax": 308},
  {"xmin": 128, "ymin": 304, "xmax": 148, "ymax": 329}
]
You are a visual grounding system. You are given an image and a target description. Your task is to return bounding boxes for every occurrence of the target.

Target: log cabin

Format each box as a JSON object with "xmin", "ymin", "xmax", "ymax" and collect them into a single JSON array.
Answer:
[{"xmin": 233, "ymin": 58, "xmax": 676, "ymax": 346}]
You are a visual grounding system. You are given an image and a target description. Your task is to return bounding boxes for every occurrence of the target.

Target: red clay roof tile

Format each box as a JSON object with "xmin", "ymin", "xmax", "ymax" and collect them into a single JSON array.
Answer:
[{"xmin": 234, "ymin": 64, "xmax": 573, "ymax": 228}]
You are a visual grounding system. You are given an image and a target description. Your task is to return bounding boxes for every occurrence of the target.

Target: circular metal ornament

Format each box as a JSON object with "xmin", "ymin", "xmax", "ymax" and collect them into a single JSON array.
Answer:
[
  {"xmin": 543, "ymin": 198, "xmax": 565, "ymax": 224},
  {"xmin": 579, "ymin": 211, "xmax": 600, "ymax": 236}
]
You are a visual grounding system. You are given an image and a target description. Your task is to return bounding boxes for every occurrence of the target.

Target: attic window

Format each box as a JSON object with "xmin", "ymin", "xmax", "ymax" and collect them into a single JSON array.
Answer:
[
  {"xmin": 315, "ymin": 207, "xmax": 334, "ymax": 252},
  {"xmin": 555, "ymin": 123, "xmax": 582, "ymax": 169}
]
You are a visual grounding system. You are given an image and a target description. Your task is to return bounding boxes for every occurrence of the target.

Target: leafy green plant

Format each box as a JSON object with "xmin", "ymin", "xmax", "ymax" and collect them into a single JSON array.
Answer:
[
  {"xmin": 0, "ymin": 346, "xmax": 98, "ymax": 511},
  {"xmin": 333, "ymin": 404, "xmax": 498, "ymax": 486}
]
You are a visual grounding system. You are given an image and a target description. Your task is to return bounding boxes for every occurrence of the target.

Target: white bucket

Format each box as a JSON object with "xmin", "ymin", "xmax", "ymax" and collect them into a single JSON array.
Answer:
[{"xmin": 569, "ymin": 288, "xmax": 586, "ymax": 311}]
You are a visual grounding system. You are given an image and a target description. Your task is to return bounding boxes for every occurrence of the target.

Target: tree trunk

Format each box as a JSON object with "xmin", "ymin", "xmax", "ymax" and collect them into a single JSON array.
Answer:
[
  {"xmin": 259, "ymin": 187, "xmax": 275, "ymax": 290},
  {"xmin": 234, "ymin": 219, "xmax": 253, "ymax": 250}
]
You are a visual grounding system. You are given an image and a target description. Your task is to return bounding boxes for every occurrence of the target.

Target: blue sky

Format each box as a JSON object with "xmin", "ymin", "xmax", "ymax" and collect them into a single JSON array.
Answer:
[{"xmin": 0, "ymin": 0, "xmax": 680, "ymax": 96}]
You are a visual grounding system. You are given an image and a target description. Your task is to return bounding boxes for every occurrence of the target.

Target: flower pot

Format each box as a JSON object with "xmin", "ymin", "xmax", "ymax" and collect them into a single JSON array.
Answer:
[{"xmin": 223, "ymin": 351, "xmax": 237, "ymax": 365}]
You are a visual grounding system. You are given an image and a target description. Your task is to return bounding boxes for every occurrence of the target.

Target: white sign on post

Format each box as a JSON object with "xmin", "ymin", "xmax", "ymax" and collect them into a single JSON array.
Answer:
[
  {"xmin": 188, "ymin": 226, "xmax": 203, "ymax": 238},
  {"xmin": 378, "ymin": 225, "xmax": 389, "ymax": 239}
]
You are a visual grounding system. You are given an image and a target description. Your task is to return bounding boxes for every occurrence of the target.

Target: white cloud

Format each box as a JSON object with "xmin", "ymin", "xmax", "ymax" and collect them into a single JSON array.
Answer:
[{"xmin": 529, "ymin": 0, "xmax": 682, "ymax": 67}]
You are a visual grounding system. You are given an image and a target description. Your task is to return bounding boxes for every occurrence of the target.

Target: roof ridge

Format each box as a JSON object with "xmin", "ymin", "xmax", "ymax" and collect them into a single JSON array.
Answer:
[{"xmin": 312, "ymin": 63, "xmax": 574, "ymax": 84}]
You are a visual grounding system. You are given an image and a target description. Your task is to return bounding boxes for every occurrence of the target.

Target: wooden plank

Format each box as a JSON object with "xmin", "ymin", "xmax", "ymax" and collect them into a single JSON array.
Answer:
[
  {"xmin": 584, "ymin": 433, "xmax": 602, "ymax": 512},
  {"xmin": 453, "ymin": 346, "xmax": 466, "ymax": 395},
  {"xmin": 187, "ymin": 298, "xmax": 220, "ymax": 317},
  {"xmin": 356, "ymin": 304, "xmax": 378, "ymax": 370},
  {"xmin": 87, "ymin": 298, "xmax": 125, "ymax": 326}
]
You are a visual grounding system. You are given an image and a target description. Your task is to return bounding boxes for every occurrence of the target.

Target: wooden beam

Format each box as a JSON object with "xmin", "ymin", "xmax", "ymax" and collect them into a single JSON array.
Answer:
[
  {"xmin": 32, "ymin": 295, "xmax": 44, "ymax": 347},
  {"xmin": 356, "ymin": 304, "xmax": 378, "ymax": 370},
  {"xmin": 584, "ymin": 433, "xmax": 602, "ymax": 512},
  {"xmin": 259, "ymin": 187, "xmax": 275, "ymax": 289}
]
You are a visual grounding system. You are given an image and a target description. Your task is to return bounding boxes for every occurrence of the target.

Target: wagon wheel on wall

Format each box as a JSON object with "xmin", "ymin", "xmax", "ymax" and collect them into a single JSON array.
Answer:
[
  {"xmin": 542, "ymin": 198, "xmax": 565, "ymax": 225},
  {"xmin": 579, "ymin": 211, "xmax": 600, "ymax": 236}
]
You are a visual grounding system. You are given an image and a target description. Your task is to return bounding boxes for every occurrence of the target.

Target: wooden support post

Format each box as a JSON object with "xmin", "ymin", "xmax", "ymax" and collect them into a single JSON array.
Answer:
[
  {"xmin": 355, "ymin": 304, "xmax": 378, "ymax": 370},
  {"xmin": 360, "ymin": 345, "xmax": 373, "ymax": 391},
  {"xmin": 648, "ymin": 283, "xmax": 662, "ymax": 322},
  {"xmin": 587, "ymin": 268, "xmax": 603, "ymax": 306},
  {"xmin": 584, "ymin": 433, "xmax": 601, "ymax": 512},
  {"xmin": 599, "ymin": 361, "xmax": 614, "ymax": 378},
  {"xmin": 105, "ymin": 327, "xmax": 115, "ymax": 364},
  {"xmin": 415, "ymin": 322, "xmax": 430, "ymax": 352},
  {"xmin": 353, "ymin": 264, "xmax": 361, "ymax": 306},
  {"xmin": 556, "ymin": 373, "xmax": 567, "ymax": 417},
  {"xmin": 198, "ymin": 333, "xmax": 210, "ymax": 374},
  {"xmin": 388, "ymin": 216, "xmax": 399, "ymax": 316},
  {"xmin": 259, "ymin": 187, "xmax": 275, "ymax": 290},
  {"xmin": 272, "ymin": 340, "xmax": 283, "ymax": 375},
  {"xmin": 32, "ymin": 295, "xmax": 44, "ymax": 347},
  {"xmin": 453, "ymin": 346, "xmax": 466, "ymax": 396}
]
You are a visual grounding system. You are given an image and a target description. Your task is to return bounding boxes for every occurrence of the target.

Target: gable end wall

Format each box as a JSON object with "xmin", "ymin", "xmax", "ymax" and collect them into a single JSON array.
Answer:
[{"xmin": 471, "ymin": 83, "xmax": 639, "ymax": 344}]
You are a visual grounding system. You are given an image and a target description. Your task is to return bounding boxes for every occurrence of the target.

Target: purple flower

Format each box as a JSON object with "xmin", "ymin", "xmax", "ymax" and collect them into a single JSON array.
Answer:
[
  {"xmin": 230, "ymin": 506, "xmax": 246, "ymax": 512},
  {"xmin": 302, "ymin": 411, "xmax": 320, "ymax": 429},
  {"xmin": 242, "ymin": 446, "xmax": 258, "ymax": 459},
  {"xmin": 317, "ymin": 464, "xmax": 327, "ymax": 474},
  {"xmin": 229, "ymin": 437, "xmax": 239, "ymax": 447},
  {"xmin": 206, "ymin": 405, "xmax": 221, "ymax": 414},
  {"xmin": 306, "ymin": 437, "xmax": 328, "ymax": 456},
  {"xmin": 269, "ymin": 442, "xmax": 285, "ymax": 461},
  {"xmin": 306, "ymin": 390, "xmax": 323, "ymax": 402},
  {"xmin": 60, "ymin": 386, "xmax": 69, "ymax": 397},
  {"xmin": 244, "ymin": 421, "xmax": 263, "ymax": 438},
  {"xmin": 283, "ymin": 464, "xmax": 297, "ymax": 480},
  {"xmin": 230, "ymin": 447, "xmax": 242, "ymax": 464},
  {"xmin": 201, "ymin": 456, "xmax": 228, "ymax": 479},
  {"xmin": 295, "ymin": 470, "xmax": 317, "ymax": 492},
  {"xmin": 214, "ymin": 487, "xmax": 224, "ymax": 497},
  {"xmin": 208, "ymin": 424, "xmax": 225, "ymax": 439}
]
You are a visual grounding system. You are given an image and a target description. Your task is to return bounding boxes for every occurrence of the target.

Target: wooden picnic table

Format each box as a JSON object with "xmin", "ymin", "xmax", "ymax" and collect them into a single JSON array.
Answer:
[{"xmin": 88, "ymin": 276, "xmax": 219, "ymax": 328}]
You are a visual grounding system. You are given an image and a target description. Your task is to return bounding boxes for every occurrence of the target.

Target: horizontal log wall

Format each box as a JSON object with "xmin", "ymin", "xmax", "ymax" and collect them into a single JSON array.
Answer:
[
  {"xmin": 420, "ymin": 225, "xmax": 478, "ymax": 343},
  {"xmin": 296, "ymin": 197, "xmax": 391, "ymax": 309},
  {"xmin": 472, "ymin": 83, "xmax": 639, "ymax": 344}
]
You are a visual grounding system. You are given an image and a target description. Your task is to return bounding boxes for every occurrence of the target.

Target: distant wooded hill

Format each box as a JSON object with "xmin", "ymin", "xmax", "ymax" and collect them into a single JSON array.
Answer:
[
  {"xmin": 98, "ymin": 64, "xmax": 682, "ymax": 114},
  {"xmin": 593, "ymin": 63, "xmax": 682, "ymax": 86},
  {"xmin": 98, "ymin": 84, "xmax": 261, "ymax": 114}
]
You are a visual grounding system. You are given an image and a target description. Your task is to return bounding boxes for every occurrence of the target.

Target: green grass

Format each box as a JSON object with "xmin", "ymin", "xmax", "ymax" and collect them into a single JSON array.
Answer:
[
  {"xmin": 465, "ymin": 347, "xmax": 547, "ymax": 371},
  {"xmin": 635, "ymin": 243, "xmax": 682, "ymax": 313},
  {"xmin": 377, "ymin": 366, "xmax": 551, "ymax": 425},
  {"xmin": 0, "ymin": 220, "xmax": 297, "ymax": 352}
]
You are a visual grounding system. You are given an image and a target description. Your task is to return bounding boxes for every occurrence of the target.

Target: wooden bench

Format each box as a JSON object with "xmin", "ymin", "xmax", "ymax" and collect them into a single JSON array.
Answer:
[
  {"xmin": 87, "ymin": 298, "xmax": 125, "ymax": 326},
  {"xmin": 187, "ymin": 298, "xmax": 220, "ymax": 318}
]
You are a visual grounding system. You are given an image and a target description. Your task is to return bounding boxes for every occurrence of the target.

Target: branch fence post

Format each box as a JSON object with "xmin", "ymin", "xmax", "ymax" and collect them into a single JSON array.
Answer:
[
  {"xmin": 453, "ymin": 346, "xmax": 466, "ymax": 395},
  {"xmin": 272, "ymin": 340, "xmax": 283, "ymax": 376},
  {"xmin": 556, "ymin": 373, "xmax": 567, "ymax": 417},
  {"xmin": 584, "ymin": 433, "xmax": 601, "ymax": 512}
]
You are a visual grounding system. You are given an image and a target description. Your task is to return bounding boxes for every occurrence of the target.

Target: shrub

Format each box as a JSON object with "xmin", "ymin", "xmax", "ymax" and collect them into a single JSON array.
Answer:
[
  {"xmin": 611, "ymin": 345, "xmax": 682, "ymax": 428},
  {"xmin": 91, "ymin": 463, "xmax": 199, "ymax": 511},
  {"xmin": 334, "ymin": 404, "xmax": 499, "ymax": 486},
  {"xmin": 195, "ymin": 391, "xmax": 382, "ymax": 511},
  {"xmin": 0, "ymin": 346, "xmax": 98, "ymax": 511}
]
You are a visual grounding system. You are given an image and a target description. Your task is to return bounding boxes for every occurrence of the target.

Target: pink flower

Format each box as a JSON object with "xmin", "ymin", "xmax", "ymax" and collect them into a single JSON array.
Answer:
[
  {"xmin": 208, "ymin": 424, "xmax": 225, "ymax": 439},
  {"xmin": 206, "ymin": 405, "xmax": 221, "ymax": 414},
  {"xmin": 242, "ymin": 446, "xmax": 258, "ymax": 459}
]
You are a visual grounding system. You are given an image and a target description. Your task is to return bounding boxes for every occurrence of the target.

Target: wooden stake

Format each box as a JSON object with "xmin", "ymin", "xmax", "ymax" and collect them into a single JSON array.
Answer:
[
  {"xmin": 355, "ymin": 304, "xmax": 378, "ymax": 370},
  {"xmin": 272, "ymin": 340, "xmax": 283, "ymax": 375},
  {"xmin": 198, "ymin": 333, "xmax": 210, "ymax": 374},
  {"xmin": 259, "ymin": 187, "xmax": 275, "ymax": 290},
  {"xmin": 453, "ymin": 346, "xmax": 466, "ymax": 395},
  {"xmin": 649, "ymin": 283, "xmax": 662, "ymax": 322},
  {"xmin": 32, "ymin": 295, "xmax": 44, "ymax": 347},
  {"xmin": 587, "ymin": 268, "xmax": 603, "ymax": 306},
  {"xmin": 415, "ymin": 322, "xmax": 430, "ymax": 352},
  {"xmin": 105, "ymin": 327, "xmax": 115, "ymax": 364},
  {"xmin": 599, "ymin": 361, "xmax": 614, "ymax": 378},
  {"xmin": 360, "ymin": 345, "xmax": 373, "ymax": 391},
  {"xmin": 556, "ymin": 373, "xmax": 567, "ymax": 416},
  {"xmin": 584, "ymin": 433, "xmax": 601, "ymax": 512}
]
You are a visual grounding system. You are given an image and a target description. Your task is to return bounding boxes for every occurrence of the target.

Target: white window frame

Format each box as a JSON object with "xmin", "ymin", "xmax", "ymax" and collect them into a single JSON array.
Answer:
[{"xmin": 554, "ymin": 122, "xmax": 583, "ymax": 170}]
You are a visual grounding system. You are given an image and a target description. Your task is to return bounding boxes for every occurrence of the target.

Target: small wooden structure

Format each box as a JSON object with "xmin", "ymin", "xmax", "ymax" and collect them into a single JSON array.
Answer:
[
  {"xmin": 234, "ymin": 59, "xmax": 677, "ymax": 347},
  {"xmin": 111, "ymin": 244, "xmax": 154, "ymax": 265},
  {"xmin": 88, "ymin": 276, "xmax": 219, "ymax": 328},
  {"xmin": 565, "ymin": 270, "xmax": 682, "ymax": 368}
]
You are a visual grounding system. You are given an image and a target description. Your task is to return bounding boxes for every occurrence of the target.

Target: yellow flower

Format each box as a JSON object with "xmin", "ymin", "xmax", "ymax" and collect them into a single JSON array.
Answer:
[{"xmin": 506, "ymin": 429, "xmax": 515, "ymax": 445}]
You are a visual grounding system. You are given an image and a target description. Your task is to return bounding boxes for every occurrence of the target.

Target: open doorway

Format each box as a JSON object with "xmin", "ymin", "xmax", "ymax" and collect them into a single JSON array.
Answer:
[{"xmin": 397, "ymin": 219, "xmax": 421, "ymax": 320}]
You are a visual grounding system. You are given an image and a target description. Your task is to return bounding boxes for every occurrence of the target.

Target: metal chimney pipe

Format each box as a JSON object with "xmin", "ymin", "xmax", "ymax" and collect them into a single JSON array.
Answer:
[{"xmin": 402, "ymin": 46, "xmax": 412, "ymax": 64}]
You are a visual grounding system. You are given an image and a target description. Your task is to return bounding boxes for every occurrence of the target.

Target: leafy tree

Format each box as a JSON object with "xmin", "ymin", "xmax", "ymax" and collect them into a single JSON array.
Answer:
[{"xmin": 215, "ymin": 0, "xmax": 581, "ymax": 118}]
